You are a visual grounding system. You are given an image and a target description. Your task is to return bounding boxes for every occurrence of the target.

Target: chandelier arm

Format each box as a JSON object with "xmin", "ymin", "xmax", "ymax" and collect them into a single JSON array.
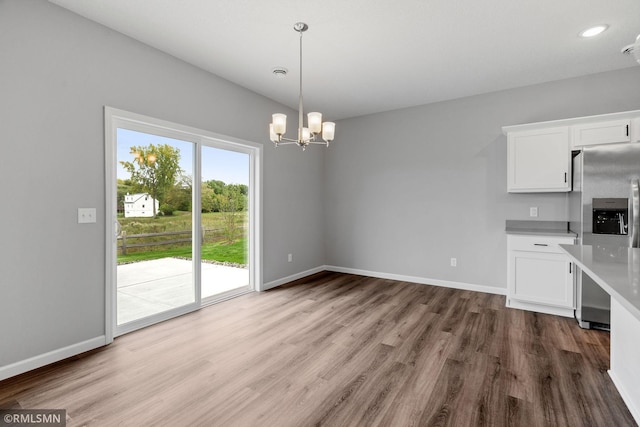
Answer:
[{"xmin": 279, "ymin": 136, "xmax": 300, "ymax": 142}]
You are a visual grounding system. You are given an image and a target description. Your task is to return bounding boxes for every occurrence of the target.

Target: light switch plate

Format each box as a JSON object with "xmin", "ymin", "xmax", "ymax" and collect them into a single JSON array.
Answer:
[{"xmin": 78, "ymin": 208, "xmax": 97, "ymax": 224}]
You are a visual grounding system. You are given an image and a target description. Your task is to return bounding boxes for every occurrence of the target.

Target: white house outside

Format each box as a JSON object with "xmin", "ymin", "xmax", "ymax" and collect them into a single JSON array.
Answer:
[{"xmin": 124, "ymin": 193, "xmax": 159, "ymax": 218}]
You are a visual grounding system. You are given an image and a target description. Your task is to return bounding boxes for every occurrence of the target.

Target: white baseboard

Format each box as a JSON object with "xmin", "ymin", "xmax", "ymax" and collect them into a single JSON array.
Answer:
[
  {"xmin": 609, "ymin": 369, "xmax": 640, "ymax": 426},
  {"xmin": 506, "ymin": 298, "xmax": 574, "ymax": 318},
  {"xmin": 262, "ymin": 266, "xmax": 326, "ymax": 291},
  {"xmin": 325, "ymin": 265, "xmax": 506, "ymax": 295},
  {"xmin": 0, "ymin": 336, "xmax": 107, "ymax": 382}
]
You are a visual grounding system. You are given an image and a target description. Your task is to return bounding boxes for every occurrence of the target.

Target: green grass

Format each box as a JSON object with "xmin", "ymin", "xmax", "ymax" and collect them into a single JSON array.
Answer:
[
  {"xmin": 117, "ymin": 211, "xmax": 248, "ymax": 265},
  {"xmin": 201, "ymin": 238, "xmax": 246, "ymax": 264},
  {"xmin": 118, "ymin": 238, "xmax": 247, "ymax": 265}
]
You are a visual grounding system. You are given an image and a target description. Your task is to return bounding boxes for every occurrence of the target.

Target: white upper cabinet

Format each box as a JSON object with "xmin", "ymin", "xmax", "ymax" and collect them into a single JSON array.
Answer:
[
  {"xmin": 507, "ymin": 127, "xmax": 570, "ymax": 193},
  {"xmin": 571, "ymin": 119, "xmax": 631, "ymax": 148},
  {"xmin": 503, "ymin": 109, "xmax": 640, "ymax": 193}
]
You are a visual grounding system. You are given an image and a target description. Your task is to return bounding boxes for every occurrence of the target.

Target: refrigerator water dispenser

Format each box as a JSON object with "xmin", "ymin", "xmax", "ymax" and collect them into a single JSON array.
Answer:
[{"xmin": 592, "ymin": 198, "xmax": 628, "ymax": 235}]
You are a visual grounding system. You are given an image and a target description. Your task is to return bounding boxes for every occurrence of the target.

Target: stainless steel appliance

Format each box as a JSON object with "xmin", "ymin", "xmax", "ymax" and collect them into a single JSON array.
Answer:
[{"xmin": 569, "ymin": 143, "xmax": 640, "ymax": 330}]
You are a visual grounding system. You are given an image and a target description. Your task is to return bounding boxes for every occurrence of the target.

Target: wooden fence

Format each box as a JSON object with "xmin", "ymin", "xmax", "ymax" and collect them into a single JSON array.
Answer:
[{"xmin": 117, "ymin": 227, "xmax": 234, "ymax": 255}]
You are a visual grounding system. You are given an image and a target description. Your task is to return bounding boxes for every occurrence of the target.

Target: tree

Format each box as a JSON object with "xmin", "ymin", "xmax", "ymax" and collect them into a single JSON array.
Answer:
[
  {"xmin": 120, "ymin": 144, "xmax": 182, "ymax": 216},
  {"xmin": 201, "ymin": 183, "xmax": 216, "ymax": 213},
  {"xmin": 205, "ymin": 179, "xmax": 226, "ymax": 195},
  {"xmin": 163, "ymin": 173, "xmax": 192, "ymax": 214},
  {"xmin": 219, "ymin": 184, "xmax": 247, "ymax": 244}
]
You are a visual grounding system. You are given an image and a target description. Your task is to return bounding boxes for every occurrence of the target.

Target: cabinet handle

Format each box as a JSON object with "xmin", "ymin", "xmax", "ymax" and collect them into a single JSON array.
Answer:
[
  {"xmin": 534, "ymin": 243, "xmax": 548, "ymax": 246},
  {"xmin": 627, "ymin": 124, "xmax": 630, "ymax": 137},
  {"xmin": 564, "ymin": 172, "xmax": 567, "ymax": 183},
  {"xmin": 569, "ymin": 263, "xmax": 572, "ymax": 274}
]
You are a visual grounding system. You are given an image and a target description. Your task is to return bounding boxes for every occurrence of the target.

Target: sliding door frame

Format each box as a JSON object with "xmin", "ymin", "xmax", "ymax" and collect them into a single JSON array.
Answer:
[{"xmin": 104, "ymin": 107, "xmax": 263, "ymax": 343}]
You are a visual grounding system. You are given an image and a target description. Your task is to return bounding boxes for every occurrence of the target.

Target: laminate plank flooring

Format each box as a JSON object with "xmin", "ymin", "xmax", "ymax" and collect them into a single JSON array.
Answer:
[{"xmin": 0, "ymin": 271, "xmax": 636, "ymax": 426}]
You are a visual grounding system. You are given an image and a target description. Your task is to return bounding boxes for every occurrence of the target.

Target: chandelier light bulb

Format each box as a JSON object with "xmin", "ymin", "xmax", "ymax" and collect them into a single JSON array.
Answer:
[
  {"xmin": 298, "ymin": 127, "xmax": 311, "ymax": 142},
  {"xmin": 322, "ymin": 122, "xmax": 335, "ymax": 142},
  {"xmin": 272, "ymin": 113, "xmax": 286, "ymax": 135},
  {"xmin": 308, "ymin": 112, "xmax": 322, "ymax": 134}
]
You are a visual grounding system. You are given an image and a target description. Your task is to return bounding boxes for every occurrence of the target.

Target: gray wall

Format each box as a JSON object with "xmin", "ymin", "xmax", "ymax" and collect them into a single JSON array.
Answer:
[
  {"xmin": 325, "ymin": 67, "xmax": 640, "ymax": 289},
  {"xmin": 0, "ymin": 0, "xmax": 325, "ymax": 367}
]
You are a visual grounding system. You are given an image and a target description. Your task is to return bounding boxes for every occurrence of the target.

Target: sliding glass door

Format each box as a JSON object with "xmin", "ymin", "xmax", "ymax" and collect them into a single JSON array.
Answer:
[
  {"xmin": 200, "ymin": 145, "xmax": 251, "ymax": 302},
  {"xmin": 105, "ymin": 107, "xmax": 261, "ymax": 339},
  {"xmin": 115, "ymin": 129, "xmax": 197, "ymax": 331}
]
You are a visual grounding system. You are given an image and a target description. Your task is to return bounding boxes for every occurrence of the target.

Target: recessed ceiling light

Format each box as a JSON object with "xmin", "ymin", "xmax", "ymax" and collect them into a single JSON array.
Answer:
[{"xmin": 579, "ymin": 25, "xmax": 608, "ymax": 38}]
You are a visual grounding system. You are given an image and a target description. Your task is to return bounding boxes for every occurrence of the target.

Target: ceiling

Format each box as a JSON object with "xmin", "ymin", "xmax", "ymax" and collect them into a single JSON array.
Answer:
[{"xmin": 49, "ymin": 0, "xmax": 640, "ymax": 120}]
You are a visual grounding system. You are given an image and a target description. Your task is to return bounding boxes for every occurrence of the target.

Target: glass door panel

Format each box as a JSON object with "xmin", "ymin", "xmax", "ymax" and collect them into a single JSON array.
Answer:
[
  {"xmin": 115, "ymin": 128, "xmax": 196, "ymax": 330},
  {"xmin": 200, "ymin": 145, "xmax": 251, "ymax": 300}
]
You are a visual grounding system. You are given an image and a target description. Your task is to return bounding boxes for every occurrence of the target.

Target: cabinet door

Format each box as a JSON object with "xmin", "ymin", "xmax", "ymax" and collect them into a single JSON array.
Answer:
[
  {"xmin": 572, "ymin": 119, "xmax": 631, "ymax": 148},
  {"xmin": 632, "ymin": 118, "xmax": 640, "ymax": 143},
  {"xmin": 509, "ymin": 251, "xmax": 574, "ymax": 308},
  {"xmin": 507, "ymin": 127, "xmax": 570, "ymax": 192}
]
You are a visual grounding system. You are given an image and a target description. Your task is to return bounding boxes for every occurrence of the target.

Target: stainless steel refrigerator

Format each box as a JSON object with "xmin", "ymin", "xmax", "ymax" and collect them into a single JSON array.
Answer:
[{"xmin": 569, "ymin": 142, "xmax": 640, "ymax": 330}]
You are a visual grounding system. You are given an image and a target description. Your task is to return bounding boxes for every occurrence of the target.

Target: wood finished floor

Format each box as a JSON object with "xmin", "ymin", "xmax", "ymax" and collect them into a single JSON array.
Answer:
[{"xmin": 0, "ymin": 272, "xmax": 636, "ymax": 427}]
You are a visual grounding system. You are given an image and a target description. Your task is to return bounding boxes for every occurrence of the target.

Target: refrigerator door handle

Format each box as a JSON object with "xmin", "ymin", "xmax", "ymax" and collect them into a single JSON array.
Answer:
[{"xmin": 632, "ymin": 179, "xmax": 640, "ymax": 248}]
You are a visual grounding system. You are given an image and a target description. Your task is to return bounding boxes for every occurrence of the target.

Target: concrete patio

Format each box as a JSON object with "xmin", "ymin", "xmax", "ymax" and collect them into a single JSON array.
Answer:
[{"xmin": 117, "ymin": 258, "xmax": 250, "ymax": 325}]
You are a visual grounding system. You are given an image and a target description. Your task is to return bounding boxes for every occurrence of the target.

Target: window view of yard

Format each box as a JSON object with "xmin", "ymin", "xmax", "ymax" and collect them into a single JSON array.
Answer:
[{"xmin": 117, "ymin": 201, "xmax": 248, "ymax": 266}]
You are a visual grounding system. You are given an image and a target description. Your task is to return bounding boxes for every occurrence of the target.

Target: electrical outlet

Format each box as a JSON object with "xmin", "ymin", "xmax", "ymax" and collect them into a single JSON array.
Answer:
[
  {"xmin": 529, "ymin": 207, "xmax": 538, "ymax": 217},
  {"xmin": 78, "ymin": 208, "xmax": 96, "ymax": 224},
  {"xmin": 450, "ymin": 258, "xmax": 457, "ymax": 267},
  {"xmin": 288, "ymin": 253, "xmax": 293, "ymax": 262}
]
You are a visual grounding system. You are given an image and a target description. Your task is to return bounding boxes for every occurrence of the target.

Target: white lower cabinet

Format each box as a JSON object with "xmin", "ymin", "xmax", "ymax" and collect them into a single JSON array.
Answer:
[{"xmin": 507, "ymin": 234, "xmax": 576, "ymax": 317}]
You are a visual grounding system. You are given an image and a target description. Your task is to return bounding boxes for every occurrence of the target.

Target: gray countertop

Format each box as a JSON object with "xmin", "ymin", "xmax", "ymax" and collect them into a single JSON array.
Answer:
[
  {"xmin": 505, "ymin": 220, "xmax": 576, "ymax": 236},
  {"xmin": 559, "ymin": 244, "xmax": 640, "ymax": 321}
]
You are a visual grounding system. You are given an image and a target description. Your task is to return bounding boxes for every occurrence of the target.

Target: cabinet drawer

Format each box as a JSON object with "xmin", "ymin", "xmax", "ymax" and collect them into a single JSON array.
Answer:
[{"xmin": 507, "ymin": 235, "xmax": 575, "ymax": 253}]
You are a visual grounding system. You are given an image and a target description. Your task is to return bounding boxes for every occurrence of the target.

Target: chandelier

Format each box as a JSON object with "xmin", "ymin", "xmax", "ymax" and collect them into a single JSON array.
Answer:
[{"xmin": 269, "ymin": 22, "xmax": 335, "ymax": 150}]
